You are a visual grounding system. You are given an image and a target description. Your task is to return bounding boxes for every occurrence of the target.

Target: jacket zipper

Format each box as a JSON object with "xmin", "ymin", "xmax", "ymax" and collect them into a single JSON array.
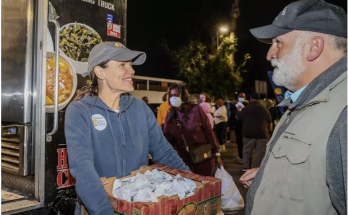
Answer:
[{"xmin": 115, "ymin": 111, "xmax": 126, "ymax": 175}]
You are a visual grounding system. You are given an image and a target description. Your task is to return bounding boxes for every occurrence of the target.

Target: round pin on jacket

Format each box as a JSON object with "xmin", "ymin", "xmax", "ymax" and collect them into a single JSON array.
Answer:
[{"xmin": 91, "ymin": 114, "xmax": 107, "ymax": 131}]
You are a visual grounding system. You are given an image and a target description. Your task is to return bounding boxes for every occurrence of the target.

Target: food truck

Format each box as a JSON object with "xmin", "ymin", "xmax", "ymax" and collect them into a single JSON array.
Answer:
[
  {"xmin": 1, "ymin": 1, "xmax": 225, "ymax": 214},
  {"xmin": 1, "ymin": 0, "xmax": 127, "ymax": 214}
]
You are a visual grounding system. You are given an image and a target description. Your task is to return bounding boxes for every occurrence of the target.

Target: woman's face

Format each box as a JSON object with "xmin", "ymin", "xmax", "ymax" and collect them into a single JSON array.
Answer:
[
  {"xmin": 96, "ymin": 60, "xmax": 135, "ymax": 93},
  {"xmin": 169, "ymin": 88, "xmax": 181, "ymax": 98},
  {"xmin": 200, "ymin": 94, "xmax": 206, "ymax": 102}
]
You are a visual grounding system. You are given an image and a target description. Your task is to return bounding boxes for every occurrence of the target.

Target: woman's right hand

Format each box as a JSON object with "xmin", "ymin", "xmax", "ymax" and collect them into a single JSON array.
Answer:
[{"xmin": 239, "ymin": 168, "xmax": 259, "ymax": 188}]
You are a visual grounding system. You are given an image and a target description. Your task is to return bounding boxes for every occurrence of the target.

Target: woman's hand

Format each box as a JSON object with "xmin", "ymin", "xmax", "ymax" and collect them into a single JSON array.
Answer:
[{"xmin": 216, "ymin": 156, "xmax": 223, "ymax": 168}]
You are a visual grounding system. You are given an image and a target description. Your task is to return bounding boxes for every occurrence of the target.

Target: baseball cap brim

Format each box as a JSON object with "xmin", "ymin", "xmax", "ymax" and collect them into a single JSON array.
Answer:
[
  {"xmin": 110, "ymin": 50, "xmax": 147, "ymax": 65},
  {"xmin": 250, "ymin": 24, "xmax": 293, "ymax": 44}
]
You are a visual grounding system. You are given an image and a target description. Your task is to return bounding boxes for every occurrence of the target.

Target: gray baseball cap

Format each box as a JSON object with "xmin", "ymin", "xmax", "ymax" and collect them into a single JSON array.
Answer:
[
  {"xmin": 87, "ymin": 42, "xmax": 146, "ymax": 73},
  {"xmin": 250, "ymin": 0, "xmax": 347, "ymax": 44}
]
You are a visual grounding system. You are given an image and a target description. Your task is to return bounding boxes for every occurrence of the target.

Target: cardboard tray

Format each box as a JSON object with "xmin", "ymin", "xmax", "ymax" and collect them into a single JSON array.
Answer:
[{"xmin": 82, "ymin": 164, "xmax": 221, "ymax": 215}]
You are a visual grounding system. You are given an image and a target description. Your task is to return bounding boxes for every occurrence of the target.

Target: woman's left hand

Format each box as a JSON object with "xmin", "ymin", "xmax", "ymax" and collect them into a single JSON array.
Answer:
[{"xmin": 216, "ymin": 156, "xmax": 223, "ymax": 168}]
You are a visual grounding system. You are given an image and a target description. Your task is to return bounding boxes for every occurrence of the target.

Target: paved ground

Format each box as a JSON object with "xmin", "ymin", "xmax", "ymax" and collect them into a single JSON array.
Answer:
[{"xmin": 220, "ymin": 141, "xmax": 247, "ymax": 215}]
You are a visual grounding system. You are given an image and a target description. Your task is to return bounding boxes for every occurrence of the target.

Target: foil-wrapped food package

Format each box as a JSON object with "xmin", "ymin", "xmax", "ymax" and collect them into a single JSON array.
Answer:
[{"xmin": 112, "ymin": 170, "xmax": 197, "ymax": 202}]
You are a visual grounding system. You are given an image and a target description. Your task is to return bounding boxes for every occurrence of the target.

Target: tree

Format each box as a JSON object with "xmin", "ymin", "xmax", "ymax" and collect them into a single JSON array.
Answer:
[{"xmin": 165, "ymin": 36, "xmax": 250, "ymax": 99}]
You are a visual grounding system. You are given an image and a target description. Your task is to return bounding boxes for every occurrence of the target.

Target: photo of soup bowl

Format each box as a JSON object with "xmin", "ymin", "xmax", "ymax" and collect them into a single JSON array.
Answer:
[{"xmin": 45, "ymin": 51, "xmax": 77, "ymax": 113}]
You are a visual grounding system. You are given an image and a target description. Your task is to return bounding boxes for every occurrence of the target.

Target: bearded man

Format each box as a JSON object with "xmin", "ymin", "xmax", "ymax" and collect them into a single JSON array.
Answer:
[{"xmin": 239, "ymin": 1, "xmax": 347, "ymax": 215}]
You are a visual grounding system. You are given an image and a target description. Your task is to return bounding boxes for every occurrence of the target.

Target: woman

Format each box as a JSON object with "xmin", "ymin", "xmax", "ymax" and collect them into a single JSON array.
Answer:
[
  {"xmin": 199, "ymin": 92, "xmax": 214, "ymax": 129},
  {"xmin": 198, "ymin": 92, "xmax": 211, "ymax": 104},
  {"xmin": 163, "ymin": 84, "xmax": 223, "ymax": 176},
  {"xmin": 214, "ymin": 99, "xmax": 228, "ymax": 152},
  {"xmin": 65, "ymin": 42, "xmax": 190, "ymax": 215}
]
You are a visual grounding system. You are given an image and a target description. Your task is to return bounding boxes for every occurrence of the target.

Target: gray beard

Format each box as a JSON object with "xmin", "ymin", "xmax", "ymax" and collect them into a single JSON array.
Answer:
[{"xmin": 271, "ymin": 39, "xmax": 306, "ymax": 91}]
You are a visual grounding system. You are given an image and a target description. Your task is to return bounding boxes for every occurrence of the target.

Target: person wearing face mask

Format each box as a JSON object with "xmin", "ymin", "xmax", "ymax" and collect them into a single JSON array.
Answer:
[
  {"xmin": 163, "ymin": 84, "xmax": 223, "ymax": 176},
  {"xmin": 226, "ymin": 92, "xmax": 248, "ymax": 163},
  {"xmin": 65, "ymin": 42, "xmax": 190, "ymax": 215}
]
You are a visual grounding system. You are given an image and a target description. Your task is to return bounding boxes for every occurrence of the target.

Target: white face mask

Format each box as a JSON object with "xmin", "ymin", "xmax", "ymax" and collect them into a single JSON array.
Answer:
[
  {"xmin": 170, "ymin": 97, "xmax": 182, "ymax": 107},
  {"xmin": 238, "ymin": 98, "xmax": 245, "ymax": 103}
]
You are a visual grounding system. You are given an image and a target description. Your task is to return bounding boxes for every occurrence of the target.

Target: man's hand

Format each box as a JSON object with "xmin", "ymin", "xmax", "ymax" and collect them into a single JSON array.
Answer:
[
  {"xmin": 216, "ymin": 157, "xmax": 224, "ymax": 168},
  {"xmin": 239, "ymin": 168, "xmax": 259, "ymax": 188},
  {"xmin": 226, "ymin": 127, "xmax": 230, "ymax": 132}
]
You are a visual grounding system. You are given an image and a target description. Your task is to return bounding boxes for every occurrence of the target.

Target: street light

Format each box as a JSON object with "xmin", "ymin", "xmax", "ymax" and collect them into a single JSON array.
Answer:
[{"xmin": 217, "ymin": 27, "xmax": 228, "ymax": 49}]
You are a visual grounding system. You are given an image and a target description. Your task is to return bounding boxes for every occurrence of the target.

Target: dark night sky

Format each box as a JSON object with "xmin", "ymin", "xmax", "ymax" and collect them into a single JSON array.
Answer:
[{"xmin": 127, "ymin": 0, "xmax": 347, "ymax": 96}]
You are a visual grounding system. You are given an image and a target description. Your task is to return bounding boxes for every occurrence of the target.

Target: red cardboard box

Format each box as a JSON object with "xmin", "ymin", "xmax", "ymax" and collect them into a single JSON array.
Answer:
[{"xmin": 82, "ymin": 164, "xmax": 221, "ymax": 215}]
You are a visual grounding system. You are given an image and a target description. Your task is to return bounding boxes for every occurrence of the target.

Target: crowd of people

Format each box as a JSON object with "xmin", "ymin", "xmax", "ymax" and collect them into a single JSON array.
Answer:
[
  {"xmin": 64, "ymin": 0, "xmax": 346, "ymax": 214},
  {"xmin": 148, "ymin": 87, "xmax": 278, "ymax": 174},
  {"xmin": 141, "ymin": 86, "xmax": 268, "ymax": 176}
]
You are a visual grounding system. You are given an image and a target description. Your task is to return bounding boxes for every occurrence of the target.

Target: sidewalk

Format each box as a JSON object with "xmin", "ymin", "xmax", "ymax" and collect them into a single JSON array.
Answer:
[{"xmin": 220, "ymin": 142, "xmax": 248, "ymax": 215}]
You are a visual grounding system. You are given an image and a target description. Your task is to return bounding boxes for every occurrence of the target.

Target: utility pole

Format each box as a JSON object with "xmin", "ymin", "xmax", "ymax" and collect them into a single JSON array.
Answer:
[{"xmin": 229, "ymin": 0, "xmax": 240, "ymax": 63}]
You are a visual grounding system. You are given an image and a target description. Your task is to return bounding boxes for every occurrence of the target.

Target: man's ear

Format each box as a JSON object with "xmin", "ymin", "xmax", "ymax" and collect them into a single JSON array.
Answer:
[
  {"xmin": 94, "ymin": 66, "xmax": 105, "ymax": 80},
  {"xmin": 306, "ymin": 36, "xmax": 324, "ymax": 62}
]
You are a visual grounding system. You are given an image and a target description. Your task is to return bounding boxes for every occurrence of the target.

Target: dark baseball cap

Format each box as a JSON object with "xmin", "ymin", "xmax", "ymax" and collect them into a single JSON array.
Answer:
[
  {"xmin": 250, "ymin": 0, "xmax": 347, "ymax": 44},
  {"xmin": 87, "ymin": 42, "xmax": 146, "ymax": 73}
]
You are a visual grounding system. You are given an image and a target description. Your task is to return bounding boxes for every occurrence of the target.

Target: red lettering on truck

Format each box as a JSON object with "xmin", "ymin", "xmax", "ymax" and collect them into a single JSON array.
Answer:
[
  {"xmin": 57, "ymin": 169, "xmax": 76, "ymax": 188},
  {"xmin": 57, "ymin": 148, "xmax": 68, "ymax": 169}
]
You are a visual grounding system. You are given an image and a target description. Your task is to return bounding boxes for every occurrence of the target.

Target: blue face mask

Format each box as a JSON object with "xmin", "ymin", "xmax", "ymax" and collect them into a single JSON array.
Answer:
[{"xmin": 238, "ymin": 98, "xmax": 245, "ymax": 103}]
